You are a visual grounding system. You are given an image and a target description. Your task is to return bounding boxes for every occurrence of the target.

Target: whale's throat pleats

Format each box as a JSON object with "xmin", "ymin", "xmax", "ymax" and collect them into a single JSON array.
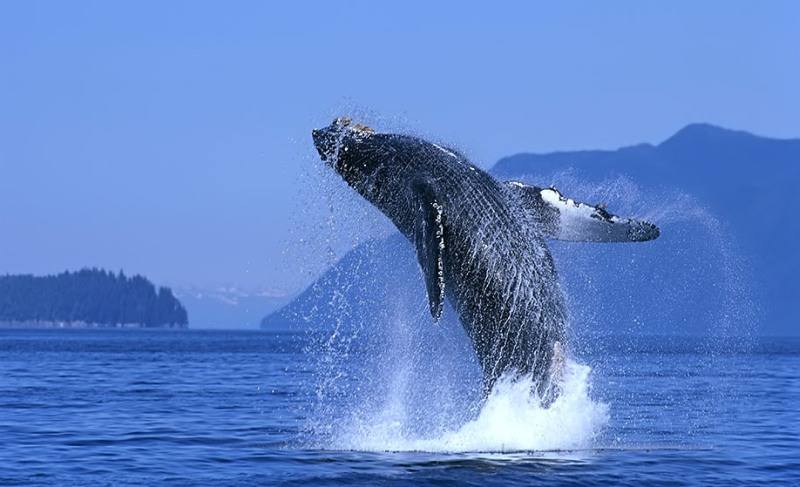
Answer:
[
  {"xmin": 505, "ymin": 181, "xmax": 660, "ymax": 243},
  {"xmin": 412, "ymin": 180, "xmax": 447, "ymax": 321}
]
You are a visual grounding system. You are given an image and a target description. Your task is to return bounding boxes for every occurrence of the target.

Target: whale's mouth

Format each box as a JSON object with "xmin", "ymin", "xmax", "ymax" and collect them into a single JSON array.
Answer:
[
  {"xmin": 311, "ymin": 127, "xmax": 341, "ymax": 164},
  {"xmin": 312, "ymin": 118, "xmax": 350, "ymax": 166}
]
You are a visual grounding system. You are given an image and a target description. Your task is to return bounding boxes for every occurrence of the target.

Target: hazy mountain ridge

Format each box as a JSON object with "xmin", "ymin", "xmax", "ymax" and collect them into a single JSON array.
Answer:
[
  {"xmin": 260, "ymin": 234, "xmax": 428, "ymax": 331},
  {"xmin": 495, "ymin": 123, "xmax": 800, "ymax": 324},
  {"xmin": 176, "ymin": 286, "xmax": 291, "ymax": 329}
]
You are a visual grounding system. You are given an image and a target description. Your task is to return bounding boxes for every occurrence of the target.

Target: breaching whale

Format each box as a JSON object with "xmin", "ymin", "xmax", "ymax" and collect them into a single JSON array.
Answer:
[{"xmin": 312, "ymin": 117, "xmax": 659, "ymax": 398}]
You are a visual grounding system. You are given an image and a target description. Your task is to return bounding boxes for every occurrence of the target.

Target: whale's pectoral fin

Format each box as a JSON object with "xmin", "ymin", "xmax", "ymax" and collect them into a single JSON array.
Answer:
[
  {"xmin": 412, "ymin": 181, "xmax": 446, "ymax": 321},
  {"xmin": 505, "ymin": 181, "xmax": 660, "ymax": 242}
]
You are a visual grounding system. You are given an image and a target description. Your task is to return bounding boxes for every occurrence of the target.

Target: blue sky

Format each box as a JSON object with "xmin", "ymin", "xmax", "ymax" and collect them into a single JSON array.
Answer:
[{"xmin": 1, "ymin": 1, "xmax": 798, "ymax": 292}]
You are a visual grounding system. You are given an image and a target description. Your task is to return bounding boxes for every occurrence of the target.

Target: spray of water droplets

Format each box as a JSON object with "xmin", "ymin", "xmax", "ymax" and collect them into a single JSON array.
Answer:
[{"xmin": 283, "ymin": 119, "xmax": 755, "ymax": 453}]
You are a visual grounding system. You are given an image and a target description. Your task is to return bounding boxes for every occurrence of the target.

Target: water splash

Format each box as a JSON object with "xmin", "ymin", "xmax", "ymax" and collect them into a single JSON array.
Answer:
[
  {"xmin": 334, "ymin": 360, "xmax": 608, "ymax": 453},
  {"xmin": 290, "ymin": 121, "xmax": 756, "ymax": 454}
]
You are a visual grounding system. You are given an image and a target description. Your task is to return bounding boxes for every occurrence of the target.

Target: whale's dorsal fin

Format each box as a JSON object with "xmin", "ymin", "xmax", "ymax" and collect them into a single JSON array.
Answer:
[
  {"xmin": 412, "ymin": 181, "xmax": 446, "ymax": 321},
  {"xmin": 505, "ymin": 181, "xmax": 660, "ymax": 242}
]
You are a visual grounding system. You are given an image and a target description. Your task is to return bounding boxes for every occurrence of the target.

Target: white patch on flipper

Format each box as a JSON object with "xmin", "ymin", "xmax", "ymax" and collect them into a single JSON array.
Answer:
[
  {"xmin": 540, "ymin": 188, "xmax": 619, "ymax": 222},
  {"xmin": 540, "ymin": 187, "xmax": 626, "ymax": 241}
]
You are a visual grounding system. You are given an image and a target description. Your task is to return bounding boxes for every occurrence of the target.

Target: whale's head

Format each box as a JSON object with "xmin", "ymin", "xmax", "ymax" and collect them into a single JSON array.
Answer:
[{"xmin": 312, "ymin": 117, "xmax": 378, "ymax": 182}]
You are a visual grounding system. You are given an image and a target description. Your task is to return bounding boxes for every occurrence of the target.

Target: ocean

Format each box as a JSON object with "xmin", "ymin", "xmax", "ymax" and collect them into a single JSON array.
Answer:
[{"xmin": 0, "ymin": 328, "xmax": 798, "ymax": 486}]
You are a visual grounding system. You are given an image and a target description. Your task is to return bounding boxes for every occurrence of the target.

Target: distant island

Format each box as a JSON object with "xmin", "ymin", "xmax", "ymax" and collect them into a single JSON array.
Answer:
[{"xmin": 0, "ymin": 268, "xmax": 188, "ymax": 328}]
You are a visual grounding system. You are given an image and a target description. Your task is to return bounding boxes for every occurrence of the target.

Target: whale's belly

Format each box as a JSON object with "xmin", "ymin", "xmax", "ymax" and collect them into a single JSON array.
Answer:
[{"xmin": 443, "ymin": 212, "xmax": 566, "ymax": 387}]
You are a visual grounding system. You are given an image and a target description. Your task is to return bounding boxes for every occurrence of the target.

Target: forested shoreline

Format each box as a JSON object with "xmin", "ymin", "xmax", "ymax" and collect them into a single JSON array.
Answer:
[{"xmin": 0, "ymin": 269, "xmax": 188, "ymax": 327}]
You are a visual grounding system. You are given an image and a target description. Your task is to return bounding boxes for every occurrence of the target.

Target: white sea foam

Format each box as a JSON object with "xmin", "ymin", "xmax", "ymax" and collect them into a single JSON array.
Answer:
[{"xmin": 334, "ymin": 359, "xmax": 608, "ymax": 453}]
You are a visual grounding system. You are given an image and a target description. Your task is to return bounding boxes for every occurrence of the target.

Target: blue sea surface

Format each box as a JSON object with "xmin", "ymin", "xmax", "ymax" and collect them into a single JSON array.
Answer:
[{"xmin": 0, "ymin": 329, "xmax": 798, "ymax": 486}]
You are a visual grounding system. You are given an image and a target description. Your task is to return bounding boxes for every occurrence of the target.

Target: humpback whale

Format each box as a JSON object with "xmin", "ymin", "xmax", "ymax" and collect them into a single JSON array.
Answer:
[{"xmin": 312, "ymin": 117, "xmax": 659, "ymax": 398}]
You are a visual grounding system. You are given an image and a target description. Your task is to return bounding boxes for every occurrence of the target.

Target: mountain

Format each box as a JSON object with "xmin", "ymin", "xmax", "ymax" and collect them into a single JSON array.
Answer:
[
  {"xmin": 264, "ymin": 124, "xmax": 800, "ymax": 336},
  {"xmin": 260, "ymin": 234, "xmax": 425, "ymax": 331},
  {"xmin": 0, "ymin": 268, "xmax": 187, "ymax": 328},
  {"xmin": 176, "ymin": 286, "xmax": 290, "ymax": 329},
  {"xmin": 495, "ymin": 123, "xmax": 800, "ymax": 330}
]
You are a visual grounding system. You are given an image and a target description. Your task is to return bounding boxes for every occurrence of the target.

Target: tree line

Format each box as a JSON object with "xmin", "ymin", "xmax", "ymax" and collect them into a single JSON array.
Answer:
[{"xmin": 0, "ymin": 268, "xmax": 188, "ymax": 326}]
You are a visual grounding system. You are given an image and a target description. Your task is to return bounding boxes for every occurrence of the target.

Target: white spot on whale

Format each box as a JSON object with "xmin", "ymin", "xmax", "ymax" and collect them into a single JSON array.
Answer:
[{"xmin": 432, "ymin": 143, "xmax": 458, "ymax": 158}]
